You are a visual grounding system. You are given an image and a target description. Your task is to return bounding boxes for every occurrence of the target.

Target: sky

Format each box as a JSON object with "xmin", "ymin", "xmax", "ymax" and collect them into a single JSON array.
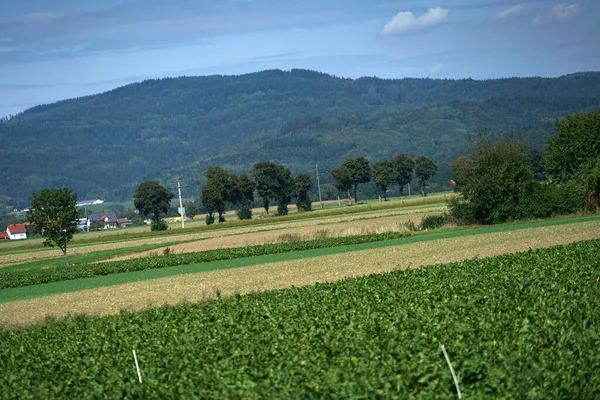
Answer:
[{"xmin": 1, "ymin": 0, "xmax": 599, "ymax": 118}]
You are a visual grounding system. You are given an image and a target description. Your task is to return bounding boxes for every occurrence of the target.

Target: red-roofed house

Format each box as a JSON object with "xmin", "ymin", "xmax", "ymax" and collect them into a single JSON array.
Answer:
[
  {"xmin": 0, "ymin": 232, "xmax": 9, "ymax": 240},
  {"xmin": 6, "ymin": 223, "xmax": 27, "ymax": 240}
]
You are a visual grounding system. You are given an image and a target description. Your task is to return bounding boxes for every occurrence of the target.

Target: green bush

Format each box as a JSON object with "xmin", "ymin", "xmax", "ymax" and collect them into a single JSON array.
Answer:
[
  {"xmin": 236, "ymin": 202, "xmax": 253, "ymax": 220},
  {"xmin": 205, "ymin": 215, "xmax": 215, "ymax": 225},
  {"xmin": 419, "ymin": 213, "xmax": 448, "ymax": 230},
  {"xmin": 150, "ymin": 220, "xmax": 168, "ymax": 231}
]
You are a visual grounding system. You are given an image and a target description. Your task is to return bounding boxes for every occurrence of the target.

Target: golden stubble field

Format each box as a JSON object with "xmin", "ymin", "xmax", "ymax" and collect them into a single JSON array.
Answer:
[
  {"xmin": 0, "ymin": 205, "xmax": 446, "ymax": 268},
  {"xmin": 1, "ymin": 219, "xmax": 599, "ymax": 328}
]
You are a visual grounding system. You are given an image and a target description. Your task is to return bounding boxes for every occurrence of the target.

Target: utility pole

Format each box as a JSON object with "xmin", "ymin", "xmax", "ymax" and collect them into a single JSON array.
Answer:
[
  {"xmin": 177, "ymin": 181, "xmax": 185, "ymax": 229},
  {"xmin": 316, "ymin": 164, "xmax": 324, "ymax": 209}
]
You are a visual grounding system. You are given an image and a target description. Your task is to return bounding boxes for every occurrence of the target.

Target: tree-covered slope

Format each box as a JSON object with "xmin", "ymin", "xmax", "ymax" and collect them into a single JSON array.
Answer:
[
  {"xmin": 1, "ymin": 69, "xmax": 599, "ymax": 206},
  {"xmin": 164, "ymin": 95, "xmax": 600, "ymax": 190}
]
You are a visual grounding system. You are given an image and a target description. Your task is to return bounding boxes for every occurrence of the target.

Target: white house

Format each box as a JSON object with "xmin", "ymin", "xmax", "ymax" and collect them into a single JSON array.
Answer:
[{"xmin": 6, "ymin": 223, "xmax": 27, "ymax": 240}]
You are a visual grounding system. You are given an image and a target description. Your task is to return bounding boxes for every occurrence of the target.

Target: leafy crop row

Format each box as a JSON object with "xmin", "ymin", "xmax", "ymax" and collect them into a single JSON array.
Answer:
[
  {"xmin": 1, "ymin": 238, "xmax": 599, "ymax": 398},
  {"xmin": 0, "ymin": 231, "xmax": 411, "ymax": 290}
]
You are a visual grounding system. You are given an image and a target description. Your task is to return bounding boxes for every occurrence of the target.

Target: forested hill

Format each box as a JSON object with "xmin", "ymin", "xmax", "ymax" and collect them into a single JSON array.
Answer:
[{"xmin": 1, "ymin": 69, "xmax": 600, "ymax": 206}]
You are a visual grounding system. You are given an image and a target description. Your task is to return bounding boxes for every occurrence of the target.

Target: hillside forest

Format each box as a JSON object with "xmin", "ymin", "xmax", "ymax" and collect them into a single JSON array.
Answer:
[{"xmin": 1, "ymin": 69, "xmax": 600, "ymax": 209}]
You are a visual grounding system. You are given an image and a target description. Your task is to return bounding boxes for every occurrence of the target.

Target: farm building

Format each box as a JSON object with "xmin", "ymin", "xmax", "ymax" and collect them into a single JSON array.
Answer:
[{"xmin": 6, "ymin": 223, "xmax": 27, "ymax": 240}]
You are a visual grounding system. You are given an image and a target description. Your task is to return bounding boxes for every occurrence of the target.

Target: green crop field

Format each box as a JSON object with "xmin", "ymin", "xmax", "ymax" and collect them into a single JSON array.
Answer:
[{"xmin": 1, "ymin": 239, "xmax": 599, "ymax": 399}]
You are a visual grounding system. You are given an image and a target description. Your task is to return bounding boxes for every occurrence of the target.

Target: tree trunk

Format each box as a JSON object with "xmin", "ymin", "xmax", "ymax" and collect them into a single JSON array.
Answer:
[
  {"xmin": 337, "ymin": 195, "xmax": 342, "ymax": 207},
  {"xmin": 61, "ymin": 247, "xmax": 70, "ymax": 267},
  {"xmin": 347, "ymin": 189, "xmax": 352, "ymax": 205},
  {"xmin": 408, "ymin": 183, "xmax": 411, "ymax": 197},
  {"xmin": 354, "ymin": 183, "xmax": 358, "ymax": 204}
]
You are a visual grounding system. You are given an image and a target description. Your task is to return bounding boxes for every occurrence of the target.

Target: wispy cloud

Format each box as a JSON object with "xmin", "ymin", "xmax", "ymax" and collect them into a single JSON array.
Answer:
[
  {"xmin": 533, "ymin": 3, "xmax": 580, "ymax": 24},
  {"xmin": 495, "ymin": 4, "xmax": 530, "ymax": 20},
  {"xmin": 381, "ymin": 7, "xmax": 449, "ymax": 35}
]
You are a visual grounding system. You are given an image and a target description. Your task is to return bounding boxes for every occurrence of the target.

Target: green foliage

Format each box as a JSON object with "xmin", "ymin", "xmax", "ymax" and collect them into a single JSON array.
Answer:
[
  {"xmin": 133, "ymin": 181, "xmax": 174, "ymax": 222},
  {"xmin": 27, "ymin": 188, "xmax": 79, "ymax": 267},
  {"xmin": 251, "ymin": 162, "xmax": 294, "ymax": 215},
  {"xmin": 2, "ymin": 239, "xmax": 600, "ymax": 398},
  {"xmin": 89, "ymin": 221, "xmax": 104, "ymax": 231},
  {"xmin": 449, "ymin": 136, "xmax": 536, "ymax": 224},
  {"xmin": 419, "ymin": 213, "xmax": 448, "ymax": 230},
  {"xmin": 150, "ymin": 220, "xmax": 168, "ymax": 231},
  {"xmin": 294, "ymin": 173, "xmax": 313, "ymax": 211},
  {"xmin": 2, "ymin": 72, "xmax": 600, "ymax": 207},
  {"xmin": 201, "ymin": 166, "xmax": 230, "ymax": 220},
  {"xmin": 236, "ymin": 201, "xmax": 253, "ymax": 220},
  {"xmin": 391, "ymin": 154, "xmax": 415, "ymax": 195},
  {"xmin": 205, "ymin": 214, "xmax": 215, "ymax": 225},
  {"xmin": 545, "ymin": 110, "xmax": 600, "ymax": 184},
  {"xmin": 415, "ymin": 156, "xmax": 438, "ymax": 197},
  {"xmin": 372, "ymin": 160, "xmax": 397, "ymax": 201},
  {"xmin": 340, "ymin": 157, "xmax": 371, "ymax": 204},
  {"xmin": 0, "ymin": 231, "xmax": 413, "ymax": 290}
]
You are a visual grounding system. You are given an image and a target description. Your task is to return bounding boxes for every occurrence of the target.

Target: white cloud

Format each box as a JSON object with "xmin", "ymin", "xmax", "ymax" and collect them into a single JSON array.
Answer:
[
  {"xmin": 495, "ymin": 4, "xmax": 529, "ymax": 20},
  {"xmin": 532, "ymin": 3, "xmax": 580, "ymax": 24},
  {"xmin": 382, "ymin": 7, "xmax": 449, "ymax": 35}
]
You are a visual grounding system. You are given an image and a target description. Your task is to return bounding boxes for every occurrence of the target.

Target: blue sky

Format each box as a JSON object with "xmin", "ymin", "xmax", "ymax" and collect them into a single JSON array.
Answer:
[{"xmin": 1, "ymin": 0, "xmax": 599, "ymax": 117}]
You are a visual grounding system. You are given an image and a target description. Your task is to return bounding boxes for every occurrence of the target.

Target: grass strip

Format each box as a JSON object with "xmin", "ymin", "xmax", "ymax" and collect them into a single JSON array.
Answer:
[{"xmin": 1, "ymin": 214, "xmax": 598, "ymax": 303}]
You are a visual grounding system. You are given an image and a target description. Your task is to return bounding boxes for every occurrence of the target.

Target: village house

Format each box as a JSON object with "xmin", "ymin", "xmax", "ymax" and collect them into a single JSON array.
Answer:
[{"xmin": 6, "ymin": 223, "xmax": 27, "ymax": 240}]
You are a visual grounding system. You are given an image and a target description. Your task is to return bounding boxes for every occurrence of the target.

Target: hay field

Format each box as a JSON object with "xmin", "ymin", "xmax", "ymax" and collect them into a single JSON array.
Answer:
[
  {"xmin": 0, "ymin": 205, "xmax": 445, "ymax": 268},
  {"xmin": 2, "ymin": 219, "xmax": 598, "ymax": 328}
]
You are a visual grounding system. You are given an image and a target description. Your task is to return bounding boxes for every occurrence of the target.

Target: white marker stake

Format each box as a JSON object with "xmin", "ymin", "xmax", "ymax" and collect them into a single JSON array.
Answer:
[
  {"xmin": 133, "ymin": 350, "xmax": 143, "ymax": 383},
  {"xmin": 440, "ymin": 344, "xmax": 461, "ymax": 399}
]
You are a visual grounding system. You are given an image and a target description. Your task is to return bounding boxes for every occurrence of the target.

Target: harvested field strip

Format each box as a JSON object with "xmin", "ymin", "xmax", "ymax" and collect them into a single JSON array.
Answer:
[
  {"xmin": 0, "ymin": 196, "xmax": 450, "ymax": 257},
  {"xmin": 1, "ymin": 214, "xmax": 598, "ymax": 296},
  {"xmin": 1, "ymin": 218, "xmax": 598, "ymax": 323},
  {"xmin": 0, "ymin": 205, "xmax": 445, "ymax": 267}
]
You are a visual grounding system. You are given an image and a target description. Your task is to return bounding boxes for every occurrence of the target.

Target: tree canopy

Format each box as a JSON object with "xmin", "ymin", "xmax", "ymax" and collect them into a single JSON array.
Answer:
[
  {"xmin": 294, "ymin": 173, "xmax": 313, "ymax": 212},
  {"xmin": 133, "ymin": 181, "xmax": 174, "ymax": 223},
  {"xmin": 340, "ymin": 157, "xmax": 371, "ymax": 204},
  {"xmin": 545, "ymin": 110, "xmax": 600, "ymax": 208},
  {"xmin": 372, "ymin": 160, "xmax": 397, "ymax": 201},
  {"xmin": 27, "ymin": 188, "xmax": 80, "ymax": 267},
  {"xmin": 251, "ymin": 162, "xmax": 294, "ymax": 215},
  {"xmin": 391, "ymin": 154, "xmax": 415, "ymax": 195},
  {"xmin": 414, "ymin": 157, "xmax": 438, "ymax": 196}
]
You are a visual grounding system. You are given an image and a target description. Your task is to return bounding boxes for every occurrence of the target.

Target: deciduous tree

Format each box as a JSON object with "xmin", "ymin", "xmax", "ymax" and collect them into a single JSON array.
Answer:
[
  {"xmin": 27, "ymin": 188, "xmax": 80, "ymax": 267},
  {"xmin": 414, "ymin": 156, "xmax": 437, "ymax": 197},
  {"xmin": 251, "ymin": 162, "xmax": 293, "ymax": 215},
  {"xmin": 372, "ymin": 160, "xmax": 396, "ymax": 201},
  {"xmin": 340, "ymin": 157, "xmax": 371, "ymax": 204},
  {"xmin": 294, "ymin": 173, "xmax": 313, "ymax": 211},
  {"xmin": 545, "ymin": 110, "xmax": 600, "ymax": 208},
  {"xmin": 391, "ymin": 154, "xmax": 415, "ymax": 196},
  {"xmin": 133, "ymin": 181, "xmax": 174, "ymax": 225}
]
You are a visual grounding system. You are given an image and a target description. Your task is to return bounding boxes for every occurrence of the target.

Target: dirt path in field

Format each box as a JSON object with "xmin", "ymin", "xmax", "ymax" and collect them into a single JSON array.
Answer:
[
  {"xmin": 1, "ymin": 220, "xmax": 598, "ymax": 328},
  {"xmin": 0, "ymin": 206, "xmax": 444, "ymax": 268}
]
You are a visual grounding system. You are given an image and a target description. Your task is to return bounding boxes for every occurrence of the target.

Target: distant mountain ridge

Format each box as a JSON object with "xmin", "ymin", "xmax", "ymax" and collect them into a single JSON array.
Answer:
[{"xmin": 1, "ymin": 69, "xmax": 599, "ymax": 207}]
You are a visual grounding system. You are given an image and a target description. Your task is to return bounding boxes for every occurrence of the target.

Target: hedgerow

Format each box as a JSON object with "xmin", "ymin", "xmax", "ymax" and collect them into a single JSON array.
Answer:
[{"xmin": 1, "ymin": 239, "xmax": 599, "ymax": 398}]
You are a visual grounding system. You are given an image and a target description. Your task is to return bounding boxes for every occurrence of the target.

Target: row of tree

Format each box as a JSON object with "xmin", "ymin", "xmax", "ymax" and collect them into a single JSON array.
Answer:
[
  {"xmin": 201, "ymin": 163, "xmax": 313, "ymax": 223},
  {"xmin": 330, "ymin": 155, "xmax": 438, "ymax": 203}
]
